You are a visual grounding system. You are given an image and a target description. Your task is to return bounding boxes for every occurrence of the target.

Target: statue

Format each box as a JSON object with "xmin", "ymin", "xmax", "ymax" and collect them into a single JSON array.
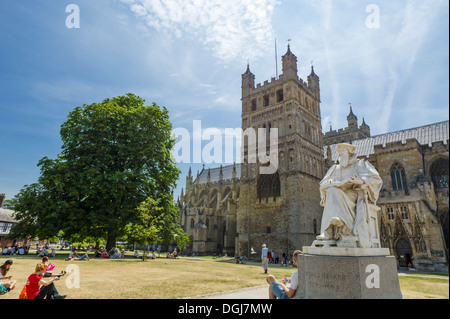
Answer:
[{"xmin": 315, "ymin": 143, "xmax": 383, "ymax": 248}]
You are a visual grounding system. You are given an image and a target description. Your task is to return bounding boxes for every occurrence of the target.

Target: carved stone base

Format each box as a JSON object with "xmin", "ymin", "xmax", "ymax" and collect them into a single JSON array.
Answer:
[
  {"xmin": 295, "ymin": 248, "xmax": 403, "ymax": 299},
  {"xmin": 336, "ymin": 235, "xmax": 359, "ymax": 248},
  {"xmin": 311, "ymin": 239, "xmax": 337, "ymax": 248}
]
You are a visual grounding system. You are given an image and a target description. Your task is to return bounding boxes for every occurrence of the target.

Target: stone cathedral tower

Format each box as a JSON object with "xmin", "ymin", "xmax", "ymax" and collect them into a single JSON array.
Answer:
[{"xmin": 237, "ymin": 45, "xmax": 325, "ymax": 257}]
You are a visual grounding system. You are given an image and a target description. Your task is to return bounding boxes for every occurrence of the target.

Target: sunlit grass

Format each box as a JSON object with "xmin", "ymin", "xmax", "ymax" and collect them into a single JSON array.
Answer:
[{"xmin": 1, "ymin": 252, "xmax": 448, "ymax": 299}]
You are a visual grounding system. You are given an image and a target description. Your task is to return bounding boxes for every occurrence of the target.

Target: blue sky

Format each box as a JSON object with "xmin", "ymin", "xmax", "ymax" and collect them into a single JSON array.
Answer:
[{"xmin": 0, "ymin": 0, "xmax": 448, "ymax": 201}]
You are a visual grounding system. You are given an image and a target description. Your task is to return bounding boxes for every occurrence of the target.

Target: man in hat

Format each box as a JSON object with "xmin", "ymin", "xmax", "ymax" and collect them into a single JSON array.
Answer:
[
  {"xmin": 261, "ymin": 244, "xmax": 269, "ymax": 274},
  {"xmin": 316, "ymin": 143, "xmax": 382, "ymax": 248}
]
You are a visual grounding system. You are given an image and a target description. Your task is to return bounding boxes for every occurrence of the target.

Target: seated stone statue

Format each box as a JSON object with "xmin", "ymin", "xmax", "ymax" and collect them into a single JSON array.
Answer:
[{"xmin": 315, "ymin": 143, "xmax": 383, "ymax": 248}]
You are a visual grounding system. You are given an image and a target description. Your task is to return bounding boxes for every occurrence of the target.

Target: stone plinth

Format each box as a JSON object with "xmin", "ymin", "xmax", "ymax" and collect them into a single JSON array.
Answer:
[
  {"xmin": 295, "ymin": 247, "xmax": 403, "ymax": 299},
  {"xmin": 303, "ymin": 246, "xmax": 390, "ymax": 257}
]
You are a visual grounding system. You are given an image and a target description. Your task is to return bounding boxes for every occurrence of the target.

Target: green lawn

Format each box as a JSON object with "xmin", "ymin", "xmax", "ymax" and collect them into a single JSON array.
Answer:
[{"xmin": 1, "ymin": 252, "xmax": 448, "ymax": 299}]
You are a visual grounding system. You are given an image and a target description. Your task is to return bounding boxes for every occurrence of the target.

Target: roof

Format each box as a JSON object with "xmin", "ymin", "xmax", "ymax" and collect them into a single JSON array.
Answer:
[
  {"xmin": 0, "ymin": 208, "xmax": 17, "ymax": 223},
  {"xmin": 324, "ymin": 120, "xmax": 449, "ymax": 161},
  {"xmin": 195, "ymin": 163, "xmax": 241, "ymax": 184}
]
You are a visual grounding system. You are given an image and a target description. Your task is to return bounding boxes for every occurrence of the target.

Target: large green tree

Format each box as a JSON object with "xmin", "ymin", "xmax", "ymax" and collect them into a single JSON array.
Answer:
[{"xmin": 9, "ymin": 94, "xmax": 184, "ymax": 250}]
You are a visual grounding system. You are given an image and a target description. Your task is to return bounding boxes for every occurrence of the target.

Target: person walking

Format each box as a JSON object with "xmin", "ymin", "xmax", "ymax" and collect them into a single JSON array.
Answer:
[{"xmin": 261, "ymin": 244, "xmax": 269, "ymax": 274}]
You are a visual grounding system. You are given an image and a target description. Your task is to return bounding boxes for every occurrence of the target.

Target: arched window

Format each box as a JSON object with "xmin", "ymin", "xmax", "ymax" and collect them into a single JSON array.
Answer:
[
  {"xmin": 190, "ymin": 218, "xmax": 195, "ymax": 228},
  {"xmin": 276, "ymin": 89, "xmax": 283, "ymax": 102},
  {"xmin": 257, "ymin": 171, "xmax": 281, "ymax": 202},
  {"xmin": 430, "ymin": 158, "xmax": 449, "ymax": 189},
  {"xmin": 263, "ymin": 94, "xmax": 269, "ymax": 107},
  {"xmin": 390, "ymin": 162, "xmax": 409, "ymax": 194},
  {"xmin": 387, "ymin": 206, "xmax": 395, "ymax": 220}
]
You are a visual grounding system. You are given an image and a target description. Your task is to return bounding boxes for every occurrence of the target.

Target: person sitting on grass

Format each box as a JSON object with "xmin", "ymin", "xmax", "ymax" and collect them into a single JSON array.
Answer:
[
  {"xmin": 111, "ymin": 249, "xmax": 120, "ymax": 259},
  {"xmin": 65, "ymin": 248, "xmax": 90, "ymax": 261},
  {"xmin": 0, "ymin": 259, "xmax": 17, "ymax": 296},
  {"xmin": 42, "ymin": 256, "xmax": 55, "ymax": 277},
  {"xmin": 25, "ymin": 263, "xmax": 66, "ymax": 299},
  {"xmin": 266, "ymin": 250, "xmax": 303, "ymax": 299},
  {"xmin": 42, "ymin": 256, "xmax": 66, "ymax": 278}
]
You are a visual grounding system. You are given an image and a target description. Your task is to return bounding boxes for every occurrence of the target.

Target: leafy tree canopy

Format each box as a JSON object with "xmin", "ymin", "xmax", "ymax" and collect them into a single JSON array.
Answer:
[{"xmin": 9, "ymin": 94, "xmax": 185, "ymax": 250}]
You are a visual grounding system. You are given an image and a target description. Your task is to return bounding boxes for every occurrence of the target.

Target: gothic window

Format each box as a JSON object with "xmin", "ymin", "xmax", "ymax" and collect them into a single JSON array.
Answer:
[
  {"xmin": 400, "ymin": 205, "xmax": 409, "ymax": 220},
  {"xmin": 190, "ymin": 218, "xmax": 195, "ymax": 228},
  {"xmin": 205, "ymin": 219, "xmax": 209, "ymax": 228},
  {"xmin": 276, "ymin": 89, "xmax": 283, "ymax": 102},
  {"xmin": 263, "ymin": 94, "xmax": 270, "ymax": 107},
  {"xmin": 387, "ymin": 206, "xmax": 395, "ymax": 220},
  {"xmin": 390, "ymin": 162, "xmax": 409, "ymax": 194},
  {"xmin": 257, "ymin": 171, "xmax": 281, "ymax": 202},
  {"xmin": 430, "ymin": 158, "xmax": 449, "ymax": 189},
  {"xmin": 251, "ymin": 99, "xmax": 257, "ymax": 111}
]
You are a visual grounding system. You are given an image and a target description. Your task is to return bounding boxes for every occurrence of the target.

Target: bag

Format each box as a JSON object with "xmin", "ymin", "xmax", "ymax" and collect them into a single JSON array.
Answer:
[
  {"xmin": 19, "ymin": 285, "xmax": 27, "ymax": 299},
  {"xmin": 0, "ymin": 284, "xmax": 8, "ymax": 295}
]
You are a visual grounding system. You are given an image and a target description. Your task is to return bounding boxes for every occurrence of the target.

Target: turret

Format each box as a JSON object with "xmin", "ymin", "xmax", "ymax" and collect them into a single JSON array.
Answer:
[
  {"xmin": 359, "ymin": 117, "xmax": 371, "ymax": 137},
  {"xmin": 186, "ymin": 166, "xmax": 193, "ymax": 190},
  {"xmin": 347, "ymin": 104, "xmax": 358, "ymax": 130},
  {"xmin": 281, "ymin": 44, "xmax": 298, "ymax": 80},
  {"xmin": 241, "ymin": 63, "xmax": 255, "ymax": 98},
  {"xmin": 307, "ymin": 65, "xmax": 320, "ymax": 99}
]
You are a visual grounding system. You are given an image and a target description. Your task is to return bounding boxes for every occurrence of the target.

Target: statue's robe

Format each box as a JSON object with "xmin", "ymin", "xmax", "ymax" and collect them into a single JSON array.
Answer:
[{"xmin": 319, "ymin": 156, "xmax": 382, "ymax": 247}]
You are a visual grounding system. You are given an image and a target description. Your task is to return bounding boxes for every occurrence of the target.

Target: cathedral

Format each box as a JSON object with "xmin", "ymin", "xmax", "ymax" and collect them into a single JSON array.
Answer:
[{"xmin": 178, "ymin": 45, "xmax": 449, "ymax": 272}]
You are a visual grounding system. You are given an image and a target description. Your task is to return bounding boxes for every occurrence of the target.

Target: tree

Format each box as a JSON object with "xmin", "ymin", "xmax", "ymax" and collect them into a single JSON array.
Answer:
[
  {"xmin": 9, "ymin": 94, "xmax": 184, "ymax": 250},
  {"xmin": 125, "ymin": 195, "xmax": 188, "ymax": 260}
]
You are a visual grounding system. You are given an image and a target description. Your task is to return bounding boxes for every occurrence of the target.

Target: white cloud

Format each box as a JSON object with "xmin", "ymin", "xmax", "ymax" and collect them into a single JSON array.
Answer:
[
  {"xmin": 295, "ymin": 0, "xmax": 445, "ymax": 134},
  {"xmin": 120, "ymin": 0, "xmax": 280, "ymax": 63}
]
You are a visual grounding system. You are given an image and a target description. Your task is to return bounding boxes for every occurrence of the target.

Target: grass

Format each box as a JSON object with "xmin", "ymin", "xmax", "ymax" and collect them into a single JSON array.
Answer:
[
  {"xmin": 1, "ymin": 251, "xmax": 448, "ymax": 299},
  {"xmin": 399, "ymin": 275, "xmax": 449, "ymax": 299}
]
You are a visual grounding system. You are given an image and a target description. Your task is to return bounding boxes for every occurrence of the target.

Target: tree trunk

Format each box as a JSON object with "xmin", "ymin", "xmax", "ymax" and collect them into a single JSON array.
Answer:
[{"xmin": 106, "ymin": 233, "xmax": 117, "ymax": 252}]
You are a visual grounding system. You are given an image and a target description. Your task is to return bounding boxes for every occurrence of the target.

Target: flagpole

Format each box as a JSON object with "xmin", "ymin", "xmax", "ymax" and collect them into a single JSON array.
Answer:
[{"xmin": 275, "ymin": 38, "xmax": 278, "ymax": 80}]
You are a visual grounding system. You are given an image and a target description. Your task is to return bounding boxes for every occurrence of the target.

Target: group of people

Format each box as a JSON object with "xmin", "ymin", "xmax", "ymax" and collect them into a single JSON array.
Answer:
[
  {"xmin": 1, "ymin": 246, "xmax": 28, "ymax": 256},
  {"xmin": 93, "ymin": 247, "xmax": 125, "ymax": 259},
  {"xmin": 261, "ymin": 244, "xmax": 293, "ymax": 273},
  {"xmin": 133, "ymin": 250, "xmax": 157, "ymax": 259},
  {"xmin": 66, "ymin": 247, "xmax": 91, "ymax": 261},
  {"xmin": 166, "ymin": 250, "xmax": 178, "ymax": 259},
  {"xmin": 36, "ymin": 247, "xmax": 56, "ymax": 257},
  {"xmin": 0, "ymin": 257, "xmax": 67, "ymax": 299}
]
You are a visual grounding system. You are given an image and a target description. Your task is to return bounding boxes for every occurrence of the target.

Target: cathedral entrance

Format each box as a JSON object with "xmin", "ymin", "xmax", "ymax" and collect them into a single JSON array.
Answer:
[{"xmin": 395, "ymin": 238, "xmax": 413, "ymax": 267}]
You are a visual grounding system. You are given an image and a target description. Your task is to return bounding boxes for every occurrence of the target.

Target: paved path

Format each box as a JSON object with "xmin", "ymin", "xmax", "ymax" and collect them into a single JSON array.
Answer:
[
  {"xmin": 188, "ymin": 270, "xmax": 448, "ymax": 299},
  {"xmin": 188, "ymin": 285, "xmax": 269, "ymax": 299}
]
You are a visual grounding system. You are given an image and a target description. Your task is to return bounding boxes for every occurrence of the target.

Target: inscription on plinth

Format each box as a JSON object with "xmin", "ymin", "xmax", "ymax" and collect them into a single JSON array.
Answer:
[{"xmin": 296, "ymin": 253, "xmax": 403, "ymax": 299}]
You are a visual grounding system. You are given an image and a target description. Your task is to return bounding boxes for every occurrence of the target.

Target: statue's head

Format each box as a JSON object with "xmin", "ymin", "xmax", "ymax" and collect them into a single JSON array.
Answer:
[{"xmin": 336, "ymin": 143, "xmax": 356, "ymax": 167}]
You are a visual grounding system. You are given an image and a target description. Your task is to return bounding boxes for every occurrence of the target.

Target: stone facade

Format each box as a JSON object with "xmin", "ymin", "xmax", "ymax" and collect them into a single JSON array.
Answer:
[
  {"xmin": 323, "ymin": 106, "xmax": 371, "ymax": 145},
  {"xmin": 179, "ymin": 165, "xmax": 240, "ymax": 256},
  {"xmin": 178, "ymin": 45, "xmax": 449, "ymax": 271},
  {"xmin": 323, "ymin": 122, "xmax": 449, "ymax": 272},
  {"xmin": 237, "ymin": 45, "xmax": 324, "ymax": 259}
]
